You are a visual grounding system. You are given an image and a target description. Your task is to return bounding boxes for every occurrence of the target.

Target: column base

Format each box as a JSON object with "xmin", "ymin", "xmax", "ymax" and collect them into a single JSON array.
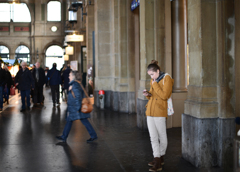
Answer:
[
  {"xmin": 182, "ymin": 113, "xmax": 235, "ymax": 168},
  {"xmin": 137, "ymin": 98, "xmax": 148, "ymax": 130},
  {"xmin": 94, "ymin": 90, "xmax": 136, "ymax": 113}
]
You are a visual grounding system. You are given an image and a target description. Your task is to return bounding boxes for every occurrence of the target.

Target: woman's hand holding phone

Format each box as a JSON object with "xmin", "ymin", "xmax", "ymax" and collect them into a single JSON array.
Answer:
[{"xmin": 143, "ymin": 89, "xmax": 152, "ymax": 97}]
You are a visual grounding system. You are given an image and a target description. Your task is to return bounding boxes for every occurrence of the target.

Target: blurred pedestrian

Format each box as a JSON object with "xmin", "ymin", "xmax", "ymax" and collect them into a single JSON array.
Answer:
[
  {"xmin": 15, "ymin": 61, "xmax": 35, "ymax": 112},
  {"xmin": 32, "ymin": 62, "xmax": 45, "ymax": 106},
  {"xmin": 62, "ymin": 64, "xmax": 71, "ymax": 101},
  {"xmin": 0, "ymin": 62, "xmax": 6, "ymax": 111},
  {"xmin": 3, "ymin": 65, "xmax": 13, "ymax": 104},
  {"xmin": 47, "ymin": 63, "xmax": 62, "ymax": 106}
]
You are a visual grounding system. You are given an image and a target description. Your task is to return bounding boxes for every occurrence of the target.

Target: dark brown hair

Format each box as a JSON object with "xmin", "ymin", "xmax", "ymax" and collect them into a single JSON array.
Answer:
[
  {"xmin": 147, "ymin": 60, "xmax": 161, "ymax": 72},
  {"xmin": 71, "ymin": 70, "xmax": 82, "ymax": 81}
]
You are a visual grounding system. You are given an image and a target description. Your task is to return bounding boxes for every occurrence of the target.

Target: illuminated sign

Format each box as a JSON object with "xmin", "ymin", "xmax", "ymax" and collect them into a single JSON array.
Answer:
[{"xmin": 131, "ymin": 0, "xmax": 140, "ymax": 11}]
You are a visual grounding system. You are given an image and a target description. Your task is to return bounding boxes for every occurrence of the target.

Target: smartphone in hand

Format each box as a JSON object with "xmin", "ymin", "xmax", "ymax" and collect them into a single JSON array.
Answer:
[{"xmin": 143, "ymin": 90, "xmax": 152, "ymax": 96}]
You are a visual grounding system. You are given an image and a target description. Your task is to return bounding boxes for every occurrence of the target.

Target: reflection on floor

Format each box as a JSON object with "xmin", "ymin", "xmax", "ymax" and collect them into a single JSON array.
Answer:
[{"xmin": 0, "ymin": 87, "xmax": 232, "ymax": 172}]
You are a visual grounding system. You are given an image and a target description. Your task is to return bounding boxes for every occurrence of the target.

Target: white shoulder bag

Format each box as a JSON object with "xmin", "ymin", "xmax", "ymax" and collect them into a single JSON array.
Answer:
[{"xmin": 163, "ymin": 73, "xmax": 174, "ymax": 116}]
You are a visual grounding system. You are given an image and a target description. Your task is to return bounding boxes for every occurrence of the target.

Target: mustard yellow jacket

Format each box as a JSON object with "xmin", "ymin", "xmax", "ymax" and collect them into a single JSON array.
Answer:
[{"xmin": 145, "ymin": 75, "xmax": 174, "ymax": 117}]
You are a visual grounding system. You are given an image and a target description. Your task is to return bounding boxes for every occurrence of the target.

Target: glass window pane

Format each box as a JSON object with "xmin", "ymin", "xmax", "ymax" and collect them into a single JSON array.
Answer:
[
  {"xmin": 15, "ymin": 45, "xmax": 30, "ymax": 53},
  {"xmin": 0, "ymin": 46, "xmax": 9, "ymax": 53},
  {"xmin": 0, "ymin": 3, "xmax": 10, "ymax": 22},
  {"xmin": 0, "ymin": 3, "xmax": 30, "ymax": 22},
  {"xmin": 13, "ymin": 3, "xmax": 31, "ymax": 22},
  {"xmin": 47, "ymin": 1, "xmax": 61, "ymax": 21},
  {"xmin": 46, "ymin": 45, "xmax": 63, "ymax": 56}
]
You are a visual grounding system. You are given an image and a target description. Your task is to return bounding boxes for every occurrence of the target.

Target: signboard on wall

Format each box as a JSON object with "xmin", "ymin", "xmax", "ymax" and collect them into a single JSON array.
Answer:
[
  {"xmin": 70, "ymin": 60, "xmax": 78, "ymax": 71},
  {"xmin": 131, "ymin": 0, "xmax": 140, "ymax": 11},
  {"xmin": 0, "ymin": 27, "xmax": 9, "ymax": 32},
  {"xmin": 14, "ymin": 27, "xmax": 30, "ymax": 32}
]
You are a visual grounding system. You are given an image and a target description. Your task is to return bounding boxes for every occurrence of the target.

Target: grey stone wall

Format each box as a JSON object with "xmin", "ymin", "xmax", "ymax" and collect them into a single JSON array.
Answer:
[
  {"xmin": 182, "ymin": 113, "xmax": 235, "ymax": 167},
  {"xmin": 94, "ymin": 90, "xmax": 136, "ymax": 113}
]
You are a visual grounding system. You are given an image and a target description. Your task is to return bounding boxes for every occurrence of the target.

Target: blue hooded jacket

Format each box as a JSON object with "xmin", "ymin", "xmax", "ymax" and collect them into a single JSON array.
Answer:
[{"xmin": 66, "ymin": 80, "xmax": 90, "ymax": 121}]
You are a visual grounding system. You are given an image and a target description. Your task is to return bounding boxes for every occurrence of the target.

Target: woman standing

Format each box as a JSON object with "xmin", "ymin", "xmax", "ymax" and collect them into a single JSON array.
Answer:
[
  {"xmin": 56, "ymin": 71, "xmax": 98, "ymax": 143},
  {"xmin": 143, "ymin": 60, "xmax": 174, "ymax": 172},
  {"xmin": 3, "ymin": 65, "xmax": 13, "ymax": 104}
]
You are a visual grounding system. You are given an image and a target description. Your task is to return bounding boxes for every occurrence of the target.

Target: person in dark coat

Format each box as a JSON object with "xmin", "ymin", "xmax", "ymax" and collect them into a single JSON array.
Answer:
[
  {"xmin": 56, "ymin": 71, "xmax": 97, "ymax": 143},
  {"xmin": 0, "ymin": 62, "xmax": 6, "ymax": 111},
  {"xmin": 47, "ymin": 63, "xmax": 62, "ymax": 106},
  {"xmin": 3, "ymin": 65, "xmax": 13, "ymax": 104},
  {"xmin": 15, "ymin": 61, "xmax": 35, "ymax": 112},
  {"xmin": 32, "ymin": 62, "xmax": 45, "ymax": 106},
  {"xmin": 62, "ymin": 64, "xmax": 71, "ymax": 101}
]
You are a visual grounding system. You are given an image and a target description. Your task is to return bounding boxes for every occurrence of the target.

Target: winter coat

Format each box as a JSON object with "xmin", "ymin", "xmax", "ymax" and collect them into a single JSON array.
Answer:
[
  {"xmin": 0, "ymin": 68, "xmax": 6, "ymax": 87},
  {"xmin": 145, "ymin": 75, "xmax": 174, "ymax": 117},
  {"xmin": 67, "ymin": 80, "xmax": 90, "ymax": 121},
  {"xmin": 62, "ymin": 67, "xmax": 71, "ymax": 89},
  {"xmin": 46, "ymin": 67, "xmax": 62, "ymax": 85},
  {"xmin": 5, "ymin": 70, "xmax": 13, "ymax": 89},
  {"xmin": 32, "ymin": 67, "xmax": 46, "ymax": 87},
  {"xmin": 15, "ymin": 68, "xmax": 35, "ymax": 90}
]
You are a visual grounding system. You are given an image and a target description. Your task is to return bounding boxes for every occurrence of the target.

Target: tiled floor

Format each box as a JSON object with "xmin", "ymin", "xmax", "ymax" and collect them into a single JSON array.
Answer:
[{"xmin": 0, "ymin": 88, "xmax": 233, "ymax": 172}]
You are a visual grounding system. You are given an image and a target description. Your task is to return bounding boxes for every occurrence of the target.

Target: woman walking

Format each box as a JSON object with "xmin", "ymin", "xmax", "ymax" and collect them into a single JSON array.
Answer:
[
  {"xmin": 3, "ymin": 65, "xmax": 13, "ymax": 104},
  {"xmin": 143, "ymin": 60, "xmax": 174, "ymax": 172},
  {"xmin": 56, "ymin": 71, "xmax": 97, "ymax": 143}
]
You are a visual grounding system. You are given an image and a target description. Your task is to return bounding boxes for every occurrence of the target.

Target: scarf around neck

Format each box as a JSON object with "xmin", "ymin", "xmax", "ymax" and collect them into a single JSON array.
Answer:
[{"xmin": 155, "ymin": 71, "xmax": 165, "ymax": 83}]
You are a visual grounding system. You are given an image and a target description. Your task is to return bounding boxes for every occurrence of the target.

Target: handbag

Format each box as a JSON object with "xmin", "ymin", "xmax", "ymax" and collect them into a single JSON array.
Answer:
[
  {"xmin": 10, "ymin": 86, "xmax": 15, "ymax": 95},
  {"xmin": 163, "ymin": 73, "xmax": 174, "ymax": 116},
  {"xmin": 71, "ymin": 81, "xmax": 93, "ymax": 113}
]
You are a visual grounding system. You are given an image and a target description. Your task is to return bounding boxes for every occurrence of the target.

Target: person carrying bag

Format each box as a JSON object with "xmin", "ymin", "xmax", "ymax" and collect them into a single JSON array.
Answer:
[
  {"xmin": 56, "ymin": 71, "xmax": 97, "ymax": 143},
  {"xmin": 143, "ymin": 60, "xmax": 174, "ymax": 172}
]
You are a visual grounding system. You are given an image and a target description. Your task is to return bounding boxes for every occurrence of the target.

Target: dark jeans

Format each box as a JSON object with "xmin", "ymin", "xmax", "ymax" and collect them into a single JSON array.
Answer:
[
  {"xmin": 0, "ymin": 86, "xmax": 3, "ymax": 108},
  {"xmin": 20, "ymin": 90, "xmax": 31, "ymax": 110},
  {"xmin": 50, "ymin": 85, "xmax": 59, "ymax": 104},
  {"xmin": 62, "ymin": 118, "xmax": 97, "ymax": 140},
  {"xmin": 34, "ymin": 84, "xmax": 43, "ymax": 104},
  {"xmin": 3, "ymin": 87, "xmax": 9, "ymax": 100}
]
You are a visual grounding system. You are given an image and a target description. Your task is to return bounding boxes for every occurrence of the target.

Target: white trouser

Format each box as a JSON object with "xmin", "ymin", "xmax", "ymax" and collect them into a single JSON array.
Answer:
[{"xmin": 147, "ymin": 116, "xmax": 168, "ymax": 158}]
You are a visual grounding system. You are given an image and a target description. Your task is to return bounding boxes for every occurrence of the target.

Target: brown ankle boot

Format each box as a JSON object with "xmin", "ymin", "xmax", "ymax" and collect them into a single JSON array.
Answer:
[
  {"xmin": 148, "ymin": 158, "xmax": 155, "ymax": 167},
  {"xmin": 160, "ymin": 156, "xmax": 164, "ymax": 165},
  {"xmin": 149, "ymin": 157, "xmax": 162, "ymax": 171}
]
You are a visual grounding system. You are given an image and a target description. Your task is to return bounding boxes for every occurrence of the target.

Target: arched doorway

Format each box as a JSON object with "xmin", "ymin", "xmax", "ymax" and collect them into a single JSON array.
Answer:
[
  {"xmin": 15, "ymin": 45, "xmax": 30, "ymax": 63},
  {"xmin": 0, "ymin": 45, "xmax": 9, "ymax": 59},
  {"xmin": 45, "ymin": 45, "xmax": 64, "ymax": 70}
]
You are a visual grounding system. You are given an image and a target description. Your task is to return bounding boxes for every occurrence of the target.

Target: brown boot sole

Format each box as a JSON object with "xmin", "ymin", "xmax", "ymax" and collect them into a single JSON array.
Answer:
[
  {"xmin": 148, "ymin": 162, "xmax": 164, "ymax": 167},
  {"xmin": 149, "ymin": 167, "xmax": 162, "ymax": 172}
]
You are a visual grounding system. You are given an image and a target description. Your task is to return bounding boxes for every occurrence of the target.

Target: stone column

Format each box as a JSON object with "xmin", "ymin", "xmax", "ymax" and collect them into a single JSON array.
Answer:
[
  {"xmin": 172, "ymin": 0, "xmax": 187, "ymax": 92},
  {"xmin": 137, "ymin": 0, "xmax": 165, "ymax": 129},
  {"xmin": 86, "ymin": 3, "xmax": 94, "ymax": 94},
  {"xmin": 94, "ymin": 0, "xmax": 114, "ymax": 106},
  {"xmin": 183, "ymin": 0, "xmax": 235, "ymax": 167}
]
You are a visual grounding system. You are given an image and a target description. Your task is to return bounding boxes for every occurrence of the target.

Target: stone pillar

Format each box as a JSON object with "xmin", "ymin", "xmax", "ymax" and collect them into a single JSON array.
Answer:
[
  {"xmin": 94, "ymin": 0, "xmax": 136, "ymax": 113},
  {"xmin": 170, "ymin": 0, "xmax": 188, "ymax": 128},
  {"xmin": 172, "ymin": 0, "xmax": 187, "ymax": 92},
  {"xmin": 86, "ymin": 3, "xmax": 94, "ymax": 85},
  {"xmin": 94, "ymin": 0, "xmax": 114, "ymax": 106},
  {"xmin": 183, "ymin": 0, "xmax": 235, "ymax": 167},
  {"xmin": 137, "ymin": 0, "xmax": 165, "ymax": 129}
]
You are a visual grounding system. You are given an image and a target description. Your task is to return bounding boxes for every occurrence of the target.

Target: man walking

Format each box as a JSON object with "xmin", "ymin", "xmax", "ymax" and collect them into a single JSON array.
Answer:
[
  {"xmin": 32, "ymin": 62, "xmax": 45, "ymax": 106},
  {"xmin": 47, "ymin": 63, "xmax": 62, "ymax": 106},
  {"xmin": 15, "ymin": 61, "xmax": 35, "ymax": 112},
  {"xmin": 0, "ymin": 62, "xmax": 6, "ymax": 111}
]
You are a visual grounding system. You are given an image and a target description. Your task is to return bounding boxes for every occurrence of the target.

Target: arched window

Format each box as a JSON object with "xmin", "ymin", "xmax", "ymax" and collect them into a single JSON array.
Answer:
[
  {"xmin": 0, "ymin": 45, "xmax": 9, "ymax": 59},
  {"xmin": 0, "ymin": 3, "xmax": 31, "ymax": 22},
  {"xmin": 47, "ymin": 1, "xmax": 61, "ymax": 21},
  {"xmin": 15, "ymin": 45, "xmax": 30, "ymax": 63},
  {"xmin": 45, "ymin": 45, "xmax": 64, "ymax": 70}
]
